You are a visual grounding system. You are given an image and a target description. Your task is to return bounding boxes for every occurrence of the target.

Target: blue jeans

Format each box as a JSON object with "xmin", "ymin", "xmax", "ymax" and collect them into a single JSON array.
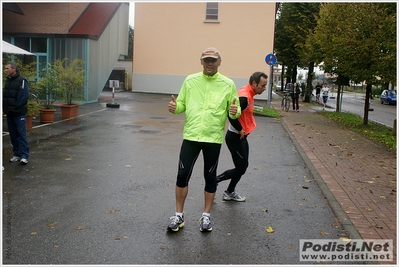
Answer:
[{"xmin": 7, "ymin": 114, "xmax": 30, "ymax": 159}]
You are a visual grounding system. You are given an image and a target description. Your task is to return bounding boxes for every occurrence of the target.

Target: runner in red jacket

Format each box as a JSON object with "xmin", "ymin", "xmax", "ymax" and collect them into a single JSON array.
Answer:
[{"xmin": 217, "ymin": 71, "xmax": 268, "ymax": 201}]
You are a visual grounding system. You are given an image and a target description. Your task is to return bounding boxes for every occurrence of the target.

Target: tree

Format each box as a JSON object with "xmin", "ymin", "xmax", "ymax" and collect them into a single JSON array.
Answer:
[
  {"xmin": 274, "ymin": 3, "xmax": 321, "ymax": 101},
  {"xmin": 127, "ymin": 25, "xmax": 134, "ymax": 59},
  {"xmin": 310, "ymin": 3, "xmax": 396, "ymax": 124}
]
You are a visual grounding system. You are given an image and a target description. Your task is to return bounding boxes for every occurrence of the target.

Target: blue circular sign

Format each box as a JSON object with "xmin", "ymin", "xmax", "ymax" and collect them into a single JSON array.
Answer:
[{"xmin": 265, "ymin": 53, "xmax": 277, "ymax": 66}]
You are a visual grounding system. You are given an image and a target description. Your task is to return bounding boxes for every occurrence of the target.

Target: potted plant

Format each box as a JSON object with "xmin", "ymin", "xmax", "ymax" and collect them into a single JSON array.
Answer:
[
  {"xmin": 36, "ymin": 62, "xmax": 63, "ymax": 123},
  {"xmin": 55, "ymin": 58, "xmax": 85, "ymax": 118},
  {"xmin": 26, "ymin": 98, "xmax": 41, "ymax": 129}
]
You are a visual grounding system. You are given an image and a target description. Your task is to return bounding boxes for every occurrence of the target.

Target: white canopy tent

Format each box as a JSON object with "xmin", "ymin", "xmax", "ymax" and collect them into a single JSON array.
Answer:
[{"xmin": 2, "ymin": 40, "xmax": 34, "ymax": 55}]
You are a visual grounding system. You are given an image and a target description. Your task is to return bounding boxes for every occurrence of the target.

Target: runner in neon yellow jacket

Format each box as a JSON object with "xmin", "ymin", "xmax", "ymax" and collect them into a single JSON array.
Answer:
[
  {"xmin": 167, "ymin": 47, "xmax": 241, "ymax": 233},
  {"xmin": 173, "ymin": 71, "xmax": 241, "ymax": 144}
]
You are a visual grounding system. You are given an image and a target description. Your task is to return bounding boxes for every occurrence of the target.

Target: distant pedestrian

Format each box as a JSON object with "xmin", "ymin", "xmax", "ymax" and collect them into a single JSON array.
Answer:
[
  {"xmin": 167, "ymin": 47, "xmax": 241, "ymax": 233},
  {"xmin": 321, "ymin": 83, "xmax": 330, "ymax": 110},
  {"xmin": 3, "ymin": 62, "xmax": 30, "ymax": 165},
  {"xmin": 290, "ymin": 82, "xmax": 301, "ymax": 112},
  {"xmin": 216, "ymin": 71, "xmax": 268, "ymax": 202},
  {"xmin": 315, "ymin": 82, "xmax": 322, "ymax": 102}
]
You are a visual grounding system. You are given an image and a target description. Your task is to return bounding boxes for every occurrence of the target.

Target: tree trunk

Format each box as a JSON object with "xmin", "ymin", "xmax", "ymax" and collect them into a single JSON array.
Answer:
[
  {"xmin": 292, "ymin": 66, "xmax": 297, "ymax": 83},
  {"xmin": 336, "ymin": 84, "xmax": 341, "ymax": 112},
  {"xmin": 363, "ymin": 83, "xmax": 372, "ymax": 125},
  {"xmin": 304, "ymin": 62, "xmax": 314, "ymax": 102}
]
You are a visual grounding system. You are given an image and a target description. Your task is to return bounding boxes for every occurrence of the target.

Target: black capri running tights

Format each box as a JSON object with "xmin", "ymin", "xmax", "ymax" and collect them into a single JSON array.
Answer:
[{"xmin": 176, "ymin": 140, "xmax": 221, "ymax": 193}]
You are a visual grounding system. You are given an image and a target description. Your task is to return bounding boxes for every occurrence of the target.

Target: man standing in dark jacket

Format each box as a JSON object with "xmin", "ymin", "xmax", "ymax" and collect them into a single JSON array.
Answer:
[{"xmin": 3, "ymin": 62, "xmax": 30, "ymax": 164}]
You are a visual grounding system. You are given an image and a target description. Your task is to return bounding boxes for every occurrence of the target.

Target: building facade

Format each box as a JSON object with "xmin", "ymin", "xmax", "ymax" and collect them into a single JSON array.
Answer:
[
  {"xmin": 3, "ymin": 2, "xmax": 129, "ymax": 103},
  {"xmin": 132, "ymin": 2, "xmax": 276, "ymax": 100}
]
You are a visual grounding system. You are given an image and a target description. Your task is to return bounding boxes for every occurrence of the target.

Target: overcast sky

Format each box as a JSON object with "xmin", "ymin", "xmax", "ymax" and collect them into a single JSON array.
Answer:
[{"xmin": 129, "ymin": 2, "xmax": 135, "ymax": 27}]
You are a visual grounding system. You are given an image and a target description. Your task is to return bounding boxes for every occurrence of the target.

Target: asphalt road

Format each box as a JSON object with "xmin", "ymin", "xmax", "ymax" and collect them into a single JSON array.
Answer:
[{"xmin": 3, "ymin": 92, "xmax": 358, "ymax": 264}]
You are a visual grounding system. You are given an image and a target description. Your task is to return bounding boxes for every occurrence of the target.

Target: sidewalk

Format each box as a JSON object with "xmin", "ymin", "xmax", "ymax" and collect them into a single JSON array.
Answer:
[{"xmin": 273, "ymin": 99, "xmax": 397, "ymax": 264}]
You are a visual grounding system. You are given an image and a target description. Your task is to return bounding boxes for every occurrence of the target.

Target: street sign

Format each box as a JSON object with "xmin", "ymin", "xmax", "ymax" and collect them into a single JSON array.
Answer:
[{"xmin": 265, "ymin": 53, "xmax": 277, "ymax": 66}]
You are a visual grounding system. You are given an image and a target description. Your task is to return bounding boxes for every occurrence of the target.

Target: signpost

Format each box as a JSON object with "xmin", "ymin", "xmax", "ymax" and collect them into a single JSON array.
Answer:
[{"xmin": 265, "ymin": 53, "xmax": 277, "ymax": 108}]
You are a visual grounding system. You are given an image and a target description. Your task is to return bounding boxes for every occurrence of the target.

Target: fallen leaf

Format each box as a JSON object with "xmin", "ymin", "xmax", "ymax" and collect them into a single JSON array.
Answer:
[
  {"xmin": 340, "ymin": 237, "xmax": 351, "ymax": 242},
  {"xmin": 108, "ymin": 209, "xmax": 120, "ymax": 214},
  {"xmin": 379, "ymin": 196, "xmax": 386, "ymax": 199},
  {"xmin": 261, "ymin": 209, "xmax": 268, "ymax": 212},
  {"xmin": 302, "ymin": 186, "xmax": 309, "ymax": 189},
  {"xmin": 47, "ymin": 222, "xmax": 58, "ymax": 228},
  {"xmin": 125, "ymin": 165, "xmax": 132, "ymax": 168},
  {"xmin": 227, "ymin": 232, "xmax": 232, "ymax": 236},
  {"xmin": 65, "ymin": 156, "xmax": 72, "ymax": 160},
  {"xmin": 320, "ymin": 231, "xmax": 329, "ymax": 235},
  {"xmin": 74, "ymin": 225, "xmax": 90, "ymax": 230},
  {"xmin": 31, "ymin": 231, "xmax": 37, "ymax": 235},
  {"xmin": 53, "ymin": 244, "xmax": 59, "ymax": 248},
  {"xmin": 266, "ymin": 226, "xmax": 274, "ymax": 233}
]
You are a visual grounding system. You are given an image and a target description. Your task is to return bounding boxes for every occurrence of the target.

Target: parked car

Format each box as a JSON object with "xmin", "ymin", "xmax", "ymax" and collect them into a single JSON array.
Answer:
[{"xmin": 380, "ymin": 89, "xmax": 396, "ymax": 105}]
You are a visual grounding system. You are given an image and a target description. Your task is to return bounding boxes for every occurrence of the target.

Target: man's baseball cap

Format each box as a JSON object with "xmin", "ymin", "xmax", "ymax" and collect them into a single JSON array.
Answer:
[{"xmin": 200, "ymin": 47, "xmax": 221, "ymax": 59}]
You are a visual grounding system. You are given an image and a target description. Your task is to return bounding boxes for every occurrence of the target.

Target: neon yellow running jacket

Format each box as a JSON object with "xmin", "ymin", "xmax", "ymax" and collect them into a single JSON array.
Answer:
[{"xmin": 174, "ymin": 71, "xmax": 241, "ymax": 144}]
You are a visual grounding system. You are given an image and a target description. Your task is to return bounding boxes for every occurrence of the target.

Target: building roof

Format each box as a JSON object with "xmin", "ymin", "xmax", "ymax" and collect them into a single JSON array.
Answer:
[{"xmin": 68, "ymin": 2, "xmax": 121, "ymax": 40}]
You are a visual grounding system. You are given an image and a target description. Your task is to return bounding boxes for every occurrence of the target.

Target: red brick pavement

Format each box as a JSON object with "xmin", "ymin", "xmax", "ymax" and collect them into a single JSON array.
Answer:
[{"xmin": 274, "ymin": 101, "xmax": 397, "ymax": 264}]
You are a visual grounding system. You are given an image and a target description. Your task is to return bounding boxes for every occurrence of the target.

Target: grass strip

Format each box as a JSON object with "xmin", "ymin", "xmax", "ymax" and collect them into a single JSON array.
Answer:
[{"xmin": 320, "ymin": 111, "xmax": 396, "ymax": 151}]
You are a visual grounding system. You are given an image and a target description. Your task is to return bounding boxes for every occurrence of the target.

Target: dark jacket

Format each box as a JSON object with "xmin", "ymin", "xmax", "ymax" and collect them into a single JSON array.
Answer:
[
  {"xmin": 290, "ymin": 84, "xmax": 301, "ymax": 99},
  {"xmin": 3, "ymin": 72, "xmax": 29, "ymax": 116}
]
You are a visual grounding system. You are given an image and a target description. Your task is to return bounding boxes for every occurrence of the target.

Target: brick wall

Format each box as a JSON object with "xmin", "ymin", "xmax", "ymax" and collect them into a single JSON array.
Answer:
[{"xmin": 3, "ymin": 3, "xmax": 88, "ymax": 34}]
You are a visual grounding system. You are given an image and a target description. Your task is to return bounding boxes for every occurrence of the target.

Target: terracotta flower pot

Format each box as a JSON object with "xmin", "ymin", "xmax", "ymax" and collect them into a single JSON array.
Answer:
[
  {"xmin": 39, "ymin": 108, "xmax": 56, "ymax": 123},
  {"xmin": 60, "ymin": 104, "xmax": 79, "ymax": 119},
  {"xmin": 26, "ymin": 115, "xmax": 34, "ymax": 130}
]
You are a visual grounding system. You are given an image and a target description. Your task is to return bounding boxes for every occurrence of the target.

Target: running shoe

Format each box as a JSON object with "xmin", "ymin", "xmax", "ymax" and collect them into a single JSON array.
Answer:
[
  {"xmin": 20, "ymin": 158, "xmax": 28, "ymax": 165},
  {"xmin": 9, "ymin": 156, "xmax": 21, "ymax": 163},
  {"xmin": 222, "ymin": 190, "xmax": 246, "ymax": 202},
  {"xmin": 199, "ymin": 215, "xmax": 212, "ymax": 232},
  {"xmin": 167, "ymin": 214, "xmax": 185, "ymax": 232}
]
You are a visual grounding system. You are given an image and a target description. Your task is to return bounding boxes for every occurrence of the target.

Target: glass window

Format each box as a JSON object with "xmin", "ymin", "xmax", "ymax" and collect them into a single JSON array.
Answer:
[
  {"xmin": 31, "ymin": 38, "xmax": 47, "ymax": 53},
  {"xmin": 14, "ymin": 37, "xmax": 30, "ymax": 51},
  {"xmin": 205, "ymin": 2, "xmax": 219, "ymax": 21}
]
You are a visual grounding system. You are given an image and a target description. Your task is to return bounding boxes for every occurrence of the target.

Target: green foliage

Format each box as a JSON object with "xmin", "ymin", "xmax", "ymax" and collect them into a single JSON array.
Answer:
[
  {"xmin": 36, "ymin": 62, "xmax": 64, "ymax": 109},
  {"xmin": 254, "ymin": 106, "xmax": 280, "ymax": 118},
  {"xmin": 310, "ymin": 3, "xmax": 396, "ymax": 85},
  {"xmin": 26, "ymin": 98, "xmax": 41, "ymax": 117},
  {"xmin": 36, "ymin": 58, "xmax": 85, "ymax": 108},
  {"xmin": 127, "ymin": 25, "xmax": 134, "ymax": 60},
  {"xmin": 54, "ymin": 58, "xmax": 85, "ymax": 105},
  {"xmin": 320, "ymin": 111, "xmax": 396, "ymax": 151}
]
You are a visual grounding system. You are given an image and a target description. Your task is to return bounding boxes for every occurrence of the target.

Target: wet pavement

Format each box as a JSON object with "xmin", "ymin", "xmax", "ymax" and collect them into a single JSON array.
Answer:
[{"xmin": 2, "ymin": 90, "xmax": 392, "ymax": 264}]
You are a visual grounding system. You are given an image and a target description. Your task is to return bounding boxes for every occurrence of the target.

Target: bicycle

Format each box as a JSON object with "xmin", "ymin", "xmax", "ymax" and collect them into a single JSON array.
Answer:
[{"xmin": 281, "ymin": 91, "xmax": 291, "ymax": 112}]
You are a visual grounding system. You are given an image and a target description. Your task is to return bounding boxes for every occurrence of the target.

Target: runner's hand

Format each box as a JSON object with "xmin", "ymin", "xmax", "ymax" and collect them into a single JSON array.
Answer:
[
  {"xmin": 168, "ymin": 95, "xmax": 176, "ymax": 113},
  {"xmin": 229, "ymin": 98, "xmax": 237, "ymax": 115}
]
